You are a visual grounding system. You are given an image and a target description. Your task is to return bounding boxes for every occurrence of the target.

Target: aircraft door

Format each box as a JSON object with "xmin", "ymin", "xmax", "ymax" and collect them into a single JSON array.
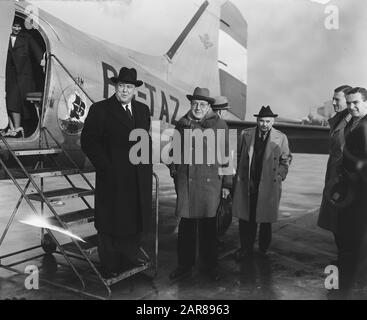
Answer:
[{"xmin": 0, "ymin": 1, "xmax": 15, "ymax": 129}]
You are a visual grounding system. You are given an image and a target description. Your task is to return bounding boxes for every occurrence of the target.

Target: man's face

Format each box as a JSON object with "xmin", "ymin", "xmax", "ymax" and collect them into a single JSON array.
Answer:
[
  {"xmin": 346, "ymin": 93, "xmax": 367, "ymax": 119},
  {"xmin": 191, "ymin": 99, "xmax": 210, "ymax": 120},
  {"xmin": 12, "ymin": 23, "xmax": 22, "ymax": 36},
  {"xmin": 332, "ymin": 91, "xmax": 347, "ymax": 113},
  {"xmin": 257, "ymin": 117, "xmax": 274, "ymax": 133},
  {"xmin": 115, "ymin": 82, "xmax": 136, "ymax": 104}
]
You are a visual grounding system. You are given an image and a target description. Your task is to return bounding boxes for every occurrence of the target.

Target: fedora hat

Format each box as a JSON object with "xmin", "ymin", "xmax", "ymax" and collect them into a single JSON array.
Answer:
[
  {"xmin": 13, "ymin": 16, "xmax": 23, "ymax": 27},
  {"xmin": 212, "ymin": 96, "xmax": 230, "ymax": 110},
  {"xmin": 254, "ymin": 106, "xmax": 278, "ymax": 118},
  {"xmin": 186, "ymin": 87, "xmax": 214, "ymax": 104},
  {"xmin": 110, "ymin": 67, "xmax": 143, "ymax": 87}
]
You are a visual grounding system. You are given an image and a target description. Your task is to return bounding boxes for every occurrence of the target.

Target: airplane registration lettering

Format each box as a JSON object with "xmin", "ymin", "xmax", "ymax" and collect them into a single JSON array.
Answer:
[
  {"xmin": 159, "ymin": 91, "xmax": 170, "ymax": 123},
  {"xmin": 169, "ymin": 95, "xmax": 179, "ymax": 125},
  {"xmin": 102, "ymin": 62, "xmax": 117, "ymax": 99},
  {"xmin": 137, "ymin": 91, "xmax": 147, "ymax": 100},
  {"xmin": 144, "ymin": 83, "xmax": 156, "ymax": 116}
]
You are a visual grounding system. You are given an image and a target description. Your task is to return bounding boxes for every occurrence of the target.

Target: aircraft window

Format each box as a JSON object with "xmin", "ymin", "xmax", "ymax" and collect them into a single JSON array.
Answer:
[{"xmin": 2, "ymin": 16, "xmax": 46, "ymax": 139}]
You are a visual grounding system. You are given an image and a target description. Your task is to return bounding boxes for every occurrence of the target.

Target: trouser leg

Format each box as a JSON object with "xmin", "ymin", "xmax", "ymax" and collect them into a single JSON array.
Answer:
[
  {"xmin": 198, "ymin": 217, "xmax": 218, "ymax": 268},
  {"xmin": 238, "ymin": 189, "xmax": 258, "ymax": 252},
  {"xmin": 333, "ymin": 232, "xmax": 341, "ymax": 253},
  {"xmin": 259, "ymin": 223, "xmax": 272, "ymax": 252},
  {"xmin": 239, "ymin": 219, "xmax": 257, "ymax": 253},
  {"xmin": 337, "ymin": 207, "xmax": 358, "ymax": 291},
  {"xmin": 97, "ymin": 233, "xmax": 123, "ymax": 274},
  {"xmin": 177, "ymin": 218, "xmax": 197, "ymax": 268}
]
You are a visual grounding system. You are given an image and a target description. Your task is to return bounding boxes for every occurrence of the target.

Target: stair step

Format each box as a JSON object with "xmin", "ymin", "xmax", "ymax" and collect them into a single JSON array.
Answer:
[
  {"xmin": 61, "ymin": 235, "xmax": 152, "ymax": 284},
  {"xmin": 28, "ymin": 187, "xmax": 93, "ymax": 202},
  {"xmin": 47, "ymin": 209, "xmax": 94, "ymax": 227},
  {"xmin": 12, "ymin": 148, "xmax": 62, "ymax": 156},
  {"xmin": 105, "ymin": 264, "xmax": 151, "ymax": 286},
  {"xmin": 9, "ymin": 167, "xmax": 80, "ymax": 179},
  {"xmin": 62, "ymin": 234, "xmax": 98, "ymax": 257}
]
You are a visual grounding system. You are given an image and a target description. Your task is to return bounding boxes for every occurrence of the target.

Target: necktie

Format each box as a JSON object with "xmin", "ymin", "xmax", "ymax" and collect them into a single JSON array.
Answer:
[{"xmin": 125, "ymin": 105, "xmax": 134, "ymax": 126}]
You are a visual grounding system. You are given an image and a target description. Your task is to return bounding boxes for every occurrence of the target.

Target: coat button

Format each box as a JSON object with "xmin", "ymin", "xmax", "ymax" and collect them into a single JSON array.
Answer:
[
  {"xmin": 273, "ymin": 179, "xmax": 276, "ymax": 182},
  {"xmin": 274, "ymin": 157, "xmax": 277, "ymax": 160},
  {"xmin": 207, "ymin": 178, "xmax": 211, "ymax": 182},
  {"xmin": 273, "ymin": 168, "xmax": 276, "ymax": 171}
]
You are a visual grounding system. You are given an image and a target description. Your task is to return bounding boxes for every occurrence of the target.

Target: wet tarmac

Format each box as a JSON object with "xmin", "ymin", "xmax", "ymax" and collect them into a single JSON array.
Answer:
[{"xmin": 0, "ymin": 154, "xmax": 366, "ymax": 300}]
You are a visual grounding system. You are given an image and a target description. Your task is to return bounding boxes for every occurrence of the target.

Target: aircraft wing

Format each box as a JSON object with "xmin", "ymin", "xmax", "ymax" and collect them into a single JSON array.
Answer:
[{"xmin": 227, "ymin": 120, "xmax": 329, "ymax": 154}]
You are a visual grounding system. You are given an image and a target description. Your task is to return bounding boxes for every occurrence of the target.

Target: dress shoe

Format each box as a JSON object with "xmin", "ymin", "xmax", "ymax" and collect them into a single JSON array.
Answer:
[
  {"xmin": 234, "ymin": 248, "xmax": 253, "ymax": 263},
  {"xmin": 100, "ymin": 268, "xmax": 122, "ymax": 279},
  {"xmin": 4, "ymin": 127, "xmax": 24, "ymax": 138},
  {"xmin": 169, "ymin": 266, "xmax": 192, "ymax": 280},
  {"xmin": 257, "ymin": 249, "xmax": 269, "ymax": 258},
  {"xmin": 206, "ymin": 268, "xmax": 221, "ymax": 281}
]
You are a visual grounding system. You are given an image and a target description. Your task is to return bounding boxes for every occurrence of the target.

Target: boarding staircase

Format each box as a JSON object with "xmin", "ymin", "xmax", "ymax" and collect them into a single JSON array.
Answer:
[{"xmin": 0, "ymin": 114, "xmax": 159, "ymax": 300}]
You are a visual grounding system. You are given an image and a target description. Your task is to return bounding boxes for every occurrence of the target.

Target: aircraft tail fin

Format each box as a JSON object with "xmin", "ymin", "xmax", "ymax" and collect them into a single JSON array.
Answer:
[
  {"xmin": 164, "ymin": 1, "xmax": 248, "ymax": 120},
  {"xmin": 218, "ymin": 2, "xmax": 248, "ymax": 120}
]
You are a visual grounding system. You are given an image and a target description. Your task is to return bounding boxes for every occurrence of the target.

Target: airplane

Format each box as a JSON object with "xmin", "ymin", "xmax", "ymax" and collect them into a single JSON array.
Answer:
[
  {"xmin": 0, "ymin": 0, "xmax": 329, "ymax": 175},
  {"xmin": 0, "ymin": 0, "xmax": 331, "ymax": 297}
]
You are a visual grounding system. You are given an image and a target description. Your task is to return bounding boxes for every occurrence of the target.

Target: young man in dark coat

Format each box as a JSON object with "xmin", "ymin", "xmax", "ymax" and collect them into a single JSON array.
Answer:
[
  {"xmin": 5, "ymin": 17, "xmax": 44, "ymax": 137},
  {"xmin": 332, "ymin": 87, "xmax": 367, "ymax": 293},
  {"xmin": 81, "ymin": 67, "xmax": 152, "ymax": 277},
  {"xmin": 318, "ymin": 85, "xmax": 352, "ymax": 252}
]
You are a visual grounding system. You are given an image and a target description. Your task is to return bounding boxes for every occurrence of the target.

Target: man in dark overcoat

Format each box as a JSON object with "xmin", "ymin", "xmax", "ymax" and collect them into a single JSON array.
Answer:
[
  {"xmin": 318, "ymin": 85, "xmax": 352, "ymax": 253},
  {"xmin": 5, "ymin": 17, "xmax": 44, "ymax": 137},
  {"xmin": 81, "ymin": 67, "xmax": 152, "ymax": 277},
  {"xmin": 333, "ymin": 87, "xmax": 367, "ymax": 293}
]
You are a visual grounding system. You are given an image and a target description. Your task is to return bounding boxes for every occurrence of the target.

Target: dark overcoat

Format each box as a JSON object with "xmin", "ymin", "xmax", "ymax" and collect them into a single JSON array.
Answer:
[
  {"xmin": 318, "ymin": 109, "xmax": 350, "ymax": 233},
  {"xmin": 81, "ymin": 94, "xmax": 152, "ymax": 237},
  {"xmin": 5, "ymin": 32, "xmax": 43, "ymax": 119},
  {"xmin": 172, "ymin": 111, "xmax": 232, "ymax": 219},
  {"xmin": 337, "ymin": 116, "xmax": 367, "ymax": 278}
]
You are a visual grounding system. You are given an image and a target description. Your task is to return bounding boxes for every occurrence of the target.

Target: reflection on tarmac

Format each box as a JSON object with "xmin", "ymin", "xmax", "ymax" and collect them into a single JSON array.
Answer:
[{"xmin": 1, "ymin": 154, "xmax": 367, "ymax": 299}]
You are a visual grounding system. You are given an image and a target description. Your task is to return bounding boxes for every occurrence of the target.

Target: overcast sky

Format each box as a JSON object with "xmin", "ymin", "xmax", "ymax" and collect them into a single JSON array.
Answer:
[{"xmin": 30, "ymin": 0, "xmax": 367, "ymax": 120}]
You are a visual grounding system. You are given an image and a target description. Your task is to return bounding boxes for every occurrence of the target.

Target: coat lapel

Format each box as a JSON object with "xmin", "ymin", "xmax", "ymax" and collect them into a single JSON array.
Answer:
[
  {"xmin": 12, "ymin": 34, "xmax": 25, "ymax": 50},
  {"xmin": 108, "ymin": 95, "xmax": 134, "ymax": 129},
  {"xmin": 246, "ymin": 128, "xmax": 256, "ymax": 172},
  {"xmin": 264, "ymin": 129, "xmax": 281, "ymax": 161},
  {"xmin": 131, "ymin": 100, "xmax": 141, "ymax": 128}
]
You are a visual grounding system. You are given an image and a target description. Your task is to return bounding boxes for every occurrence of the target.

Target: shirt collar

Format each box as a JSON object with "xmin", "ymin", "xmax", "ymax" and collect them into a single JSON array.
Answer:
[
  {"xmin": 122, "ymin": 102, "xmax": 132, "ymax": 112},
  {"xmin": 257, "ymin": 127, "xmax": 270, "ymax": 139}
]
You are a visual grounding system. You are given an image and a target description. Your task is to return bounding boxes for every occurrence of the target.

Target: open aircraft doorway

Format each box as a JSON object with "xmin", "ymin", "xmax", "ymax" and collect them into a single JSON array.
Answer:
[{"xmin": 1, "ymin": 13, "xmax": 47, "ymax": 140}]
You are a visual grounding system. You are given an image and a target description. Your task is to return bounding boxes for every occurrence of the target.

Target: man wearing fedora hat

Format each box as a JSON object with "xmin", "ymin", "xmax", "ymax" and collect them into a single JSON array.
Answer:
[
  {"xmin": 232, "ymin": 106, "xmax": 291, "ymax": 261},
  {"xmin": 81, "ymin": 67, "xmax": 152, "ymax": 277},
  {"xmin": 168, "ymin": 87, "xmax": 232, "ymax": 281},
  {"xmin": 212, "ymin": 96, "xmax": 230, "ymax": 118}
]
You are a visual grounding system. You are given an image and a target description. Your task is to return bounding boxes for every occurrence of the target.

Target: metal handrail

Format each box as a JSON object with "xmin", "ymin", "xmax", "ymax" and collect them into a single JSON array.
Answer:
[
  {"xmin": 153, "ymin": 172, "xmax": 159, "ymax": 277},
  {"xmin": 43, "ymin": 127, "xmax": 95, "ymax": 192},
  {"xmin": 49, "ymin": 53, "xmax": 95, "ymax": 104},
  {"xmin": 0, "ymin": 137, "xmax": 86, "ymax": 286}
]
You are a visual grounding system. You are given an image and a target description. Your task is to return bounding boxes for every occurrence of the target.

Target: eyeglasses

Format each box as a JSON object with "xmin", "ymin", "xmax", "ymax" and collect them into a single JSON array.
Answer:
[{"xmin": 191, "ymin": 101, "xmax": 209, "ymax": 109}]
